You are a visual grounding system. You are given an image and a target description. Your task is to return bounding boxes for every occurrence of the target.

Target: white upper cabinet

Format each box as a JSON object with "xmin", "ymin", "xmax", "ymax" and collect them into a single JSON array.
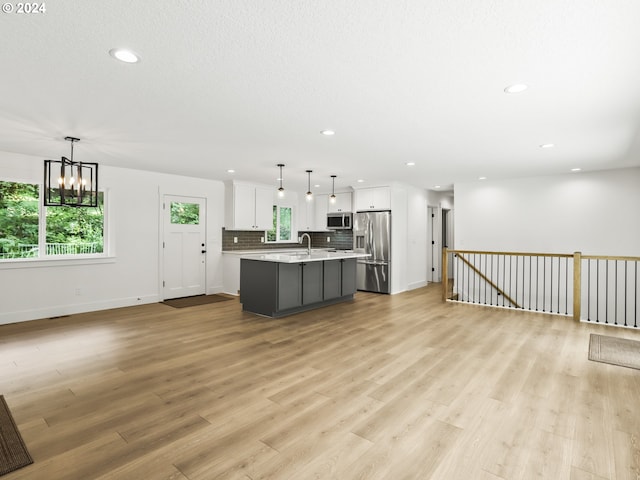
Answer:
[
  {"xmin": 298, "ymin": 195, "xmax": 315, "ymax": 232},
  {"xmin": 254, "ymin": 186, "xmax": 274, "ymax": 229},
  {"xmin": 225, "ymin": 182, "xmax": 274, "ymax": 230},
  {"xmin": 354, "ymin": 186, "xmax": 391, "ymax": 211},
  {"xmin": 327, "ymin": 192, "xmax": 352, "ymax": 213}
]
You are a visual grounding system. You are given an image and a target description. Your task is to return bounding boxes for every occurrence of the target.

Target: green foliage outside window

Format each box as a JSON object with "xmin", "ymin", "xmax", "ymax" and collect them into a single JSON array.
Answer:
[
  {"xmin": 0, "ymin": 182, "xmax": 39, "ymax": 257},
  {"xmin": 0, "ymin": 180, "xmax": 104, "ymax": 259},
  {"xmin": 267, "ymin": 205, "xmax": 292, "ymax": 242},
  {"xmin": 267, "ymin": 206, "xmax": 277, "ymax": 242},
  {"xmin": 170, "ymin": 202, "xmax": 199, "ymax": 225},
  {"xmin": 46, "ymin": 195, "xmax": 104, "ymax": 254},
  {"xmin": 279, "ymin": 206, "xmax": 291, "ymax": 241}
]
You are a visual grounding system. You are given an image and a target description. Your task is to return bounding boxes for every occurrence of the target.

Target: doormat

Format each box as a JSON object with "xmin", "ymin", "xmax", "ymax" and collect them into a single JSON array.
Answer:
[
  {"xmin": 162, "ymin": 294, "xmax": 234, "ymax": 309},
  {"xmin": 0, "ymin": 395, "xmax": 33, "ymax": 476},
  {"xmin": 588, "ymin": 333, "xmax": 640, "ymax": 371}
]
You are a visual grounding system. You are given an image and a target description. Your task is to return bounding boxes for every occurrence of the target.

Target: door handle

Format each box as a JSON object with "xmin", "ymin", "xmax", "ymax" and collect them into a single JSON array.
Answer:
[{"xmin": 201, "ymin": 250, "xmax": 207, "ymax": 253}]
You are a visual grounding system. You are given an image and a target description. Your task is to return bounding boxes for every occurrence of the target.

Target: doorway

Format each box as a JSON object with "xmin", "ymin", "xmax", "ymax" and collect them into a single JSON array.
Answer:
[
  {"xmin": 428, "ymin": 205, "xmax": 454, "ymax": 283},
  {"xmin": 162, "ymin": 195, "xmax": 207, "ymax": 300}
]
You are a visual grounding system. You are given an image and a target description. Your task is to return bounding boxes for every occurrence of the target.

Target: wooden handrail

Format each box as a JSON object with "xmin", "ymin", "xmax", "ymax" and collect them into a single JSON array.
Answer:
[
  {"xmin": 448, "ymin": 249, "xmax": 640, "ymax": 262},
  {"xmin": 448, "ymin": 249, "xmax": 572, "ymax": 258},
  {"xmin": 581, "ymin": 254, "xmax": 640, "ymax": 261},
  {"xmin": 455, "ymin": 253, "xmax": 521, "ymax": 308}
]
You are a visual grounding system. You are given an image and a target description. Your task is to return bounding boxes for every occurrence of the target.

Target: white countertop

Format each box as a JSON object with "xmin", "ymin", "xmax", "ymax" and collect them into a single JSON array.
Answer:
[{"xmin": 240, "ymin": 250, "xmax": 370, "ymax": 263}]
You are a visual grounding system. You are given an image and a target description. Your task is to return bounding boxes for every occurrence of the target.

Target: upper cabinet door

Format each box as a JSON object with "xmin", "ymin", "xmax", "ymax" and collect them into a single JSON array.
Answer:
[
  {"xmin": 254, "ymin": 186, "xmax": 274, "ymax": 230},
  {"xmin": 226, "ymin": 182, "xmax": 275, "ymax": 230},
  {"xmin": 354, "ymin": 187, "xmax": 391, "ymax": 211},
  {"xmin": 232, "ymin": 183, "xmax": 257, "ymax": 229},
  {"xmin": 328, "ymin": 192, "xmax": 352, "ymax": 213},
  {"xmin": 298, "ymin": 195, "xmax": 315, "ymax": 231}
]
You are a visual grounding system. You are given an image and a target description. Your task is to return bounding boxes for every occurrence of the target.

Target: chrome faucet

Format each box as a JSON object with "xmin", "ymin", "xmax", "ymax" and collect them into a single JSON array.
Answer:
[{"xmin": 300, "ymin": 233, "xmax": 312, "ymax": 254}]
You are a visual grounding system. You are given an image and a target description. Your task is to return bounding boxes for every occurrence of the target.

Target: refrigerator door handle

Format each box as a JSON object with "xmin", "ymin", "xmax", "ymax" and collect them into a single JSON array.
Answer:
[{"xmin": 358, "ymin": 259, "xmax": 389, "ymax": 266}]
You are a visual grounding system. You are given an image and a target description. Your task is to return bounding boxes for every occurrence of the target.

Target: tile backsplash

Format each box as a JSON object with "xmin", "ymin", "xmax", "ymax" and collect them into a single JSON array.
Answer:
[{"xmin": 222, "ymin": 228, "xmax": 353, "ymax": 251}]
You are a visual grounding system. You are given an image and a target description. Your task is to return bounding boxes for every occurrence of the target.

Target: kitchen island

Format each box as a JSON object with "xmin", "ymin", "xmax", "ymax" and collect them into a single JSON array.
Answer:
[{"xmin": 239, "ymin": 250, "xmax": 369, "ymax": 317}]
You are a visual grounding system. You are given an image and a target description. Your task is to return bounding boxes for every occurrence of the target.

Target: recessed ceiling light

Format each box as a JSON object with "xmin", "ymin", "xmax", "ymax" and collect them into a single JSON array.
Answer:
[
  {"xmin": 504, "ymin": 84, "xmax": 528, "ymax": 94},
  {"xmin": 109, "ymin": 48, "xmax": 140, "ymax": 63},
  {"xmin": 320, "ymin": 130, "xmax": 335, "ymax": 136},
  {"xmin": 357, "ymin": 179, "xmax": 364, "ymax": 183},
  {"xmin": 571, "ymin": 168, "xmax": 582, "ymax": 172},
  {"xmin": 405, "ymin": 162, "xmax": 416, "ymax": 166},
  {"xmin": 227, "ymin": 169, "xmax": 235, "ymax": 173},
  {"xmin": 314, "ymin": 184, "xmax": 320, "ymax": 188},
  {"xmin": 479, "ymin": 176, "xmax": 487, "ymax": 180},
  {"xmin": 434, "ymin": 185, "xmax": 441, "ymax": 189},
  {"xmin": 539, "ymin": 143, "xmax": 555, "ymax": 149}
]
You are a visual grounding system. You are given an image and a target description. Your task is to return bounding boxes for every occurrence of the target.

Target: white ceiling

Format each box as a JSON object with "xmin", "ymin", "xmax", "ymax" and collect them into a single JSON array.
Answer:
[{"xmin": 2, "ymin": 0, "xmax": 640, "ymax": 193}]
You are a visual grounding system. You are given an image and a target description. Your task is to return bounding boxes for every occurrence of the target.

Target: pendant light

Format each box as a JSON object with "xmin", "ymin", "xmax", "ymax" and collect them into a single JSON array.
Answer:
[
  {"xmin": 330, "ymin": 175, "xmax": 337, "ymax": 204},
  {"xmin": 44, "ymin": 136, "xmax": 99, "ymax": 207},
  {"xmin": 306, "ymin": 170, "xmax": 313, "ymax": 201},
  {"xmin": 277, "ymin": 163, "xmax": 285, "ymax": 197}
]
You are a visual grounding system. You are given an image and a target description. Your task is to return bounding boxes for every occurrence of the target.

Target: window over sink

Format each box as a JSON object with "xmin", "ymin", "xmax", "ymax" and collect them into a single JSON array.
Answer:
[{"xmin": 266, "ymin": 203, "xmax": 293, "ymax": 243}]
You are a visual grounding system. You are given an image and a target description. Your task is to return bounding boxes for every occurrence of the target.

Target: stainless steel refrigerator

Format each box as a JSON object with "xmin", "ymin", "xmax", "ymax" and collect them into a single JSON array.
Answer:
[{"xmin": 353, "ymin": 210, "xmax": 391, "ymax": 293}]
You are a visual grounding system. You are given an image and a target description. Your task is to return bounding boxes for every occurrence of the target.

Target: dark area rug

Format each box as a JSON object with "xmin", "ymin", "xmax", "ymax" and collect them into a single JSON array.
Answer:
[
  {"xmin": 162, "ymin": 294, "xmax": 234, "ymax": 308},
  {"xmin": 0, "ymin": 395, "xmax": 33, "ymax": 476},
  {"xmin": 588, "ymin": 333, "xmax": 640, "ymax": 370}
]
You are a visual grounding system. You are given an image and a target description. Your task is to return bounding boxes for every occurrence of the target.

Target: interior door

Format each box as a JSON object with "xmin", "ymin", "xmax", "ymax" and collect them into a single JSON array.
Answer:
[{"xmin": 163, "ymin": 195, "xmax": 206, "ymax": 300}]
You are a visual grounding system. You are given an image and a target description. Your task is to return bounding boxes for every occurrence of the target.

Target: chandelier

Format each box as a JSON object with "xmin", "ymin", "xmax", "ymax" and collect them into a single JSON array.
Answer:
[{"xmin": 44, "ymin": 136, "xmax": 99, "ymax": 207}]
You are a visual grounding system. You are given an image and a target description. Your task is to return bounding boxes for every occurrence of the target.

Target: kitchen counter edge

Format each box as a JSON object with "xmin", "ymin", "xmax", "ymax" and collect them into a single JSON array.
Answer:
[{"xmin": 239, "ymin": 251, "xmax": 370, "ymax": 264}]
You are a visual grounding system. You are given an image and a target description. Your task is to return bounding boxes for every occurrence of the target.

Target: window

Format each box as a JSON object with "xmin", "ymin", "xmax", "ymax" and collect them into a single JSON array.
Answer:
[
  {"xmin": 267, "ymin": 205, "xmax": 292, "ymax": 242},
  {"xmin": 170, "ymin": 202, "xmax": 200, "ymax": 225},
  {"xmin": 0, "ymin": 180, "xmax": 105, "ymax": 260}
]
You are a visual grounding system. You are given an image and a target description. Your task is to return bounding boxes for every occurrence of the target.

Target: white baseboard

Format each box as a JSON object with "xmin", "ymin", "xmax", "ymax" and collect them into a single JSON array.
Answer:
[
  {"xmin": 0, "ymin": 294, "xmax": 160, "ymax": 326},
  {"xmin": 206, "ymin": 285, "xmax": 226, "ymax": 295},
  {"xmin": 407, "ymin": 280, "xmax": 428, "ymax": 291}
]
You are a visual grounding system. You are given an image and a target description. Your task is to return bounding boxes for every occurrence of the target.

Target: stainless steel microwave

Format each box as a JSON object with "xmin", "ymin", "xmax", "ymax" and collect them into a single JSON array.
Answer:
[{"xmin": 327, "ymin": 212, "xmax": 352, "ymax": 230}]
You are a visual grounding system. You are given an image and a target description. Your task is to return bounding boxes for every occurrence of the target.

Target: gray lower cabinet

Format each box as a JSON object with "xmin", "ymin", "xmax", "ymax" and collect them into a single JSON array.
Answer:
[
  {"xmin": 324, "ymin": 258, "xmax": 357, "ymax": 299},
  {"xmin": 277, "ymin": 262, "xmax": 323, "ymax": 309},
  {"xmin": 278, "ymin": 263, "xmax": 302, "ymax": 310},
  {"xmin": 240, "ymin": 258, "xmax": 358, "ymax": 317},
  {"xmin": 341, "ymin": 258, "xmax": 357, "ymax": 296},
  {"xmin": 301, "ymin": 262, "xmax": 323, "ymax": 305},
  {"xmin": 323, "ymin": 260, "xmax": 342, "ymax": 299}
]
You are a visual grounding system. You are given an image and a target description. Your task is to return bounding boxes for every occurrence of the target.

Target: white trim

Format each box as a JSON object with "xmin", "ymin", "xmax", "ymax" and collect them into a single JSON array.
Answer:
[
  {"xmin": 0, "ymin": 294, "xmax": 160, "ymax": 326},
  {"xmin": 407, "ymin": 280, "xmax": 428, "ymax": 291},
  {"xmin": 0, "ymin": 255, "xmax": 115, "ymax": 270}
]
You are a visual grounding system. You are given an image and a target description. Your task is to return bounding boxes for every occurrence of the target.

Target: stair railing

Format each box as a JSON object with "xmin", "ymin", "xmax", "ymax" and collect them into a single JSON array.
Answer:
[{"xmin": 443, "ymin": 249, "xmax": 640, "ymax": 328}]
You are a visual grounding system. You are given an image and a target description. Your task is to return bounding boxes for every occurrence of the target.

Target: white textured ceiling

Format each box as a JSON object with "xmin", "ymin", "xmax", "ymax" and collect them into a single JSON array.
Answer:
[{"xmin": 2, "ymin": 0, "xmax": 640, "ymax": 193}]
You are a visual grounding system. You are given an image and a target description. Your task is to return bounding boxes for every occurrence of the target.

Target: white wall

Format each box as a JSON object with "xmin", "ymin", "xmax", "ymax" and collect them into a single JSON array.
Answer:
[
  {"xmin": 389, "ymin": 183, "xmax": 429, "ymax": 293},
  {"xmin": 0, "ymin": 151, "xmax": 225, "ymax": 325},
  {"xmin": 427, "ymin": 190, "xmax": 454, "ymax": 210},
  {"xmin": 406, "ymin": 185, "xmax": 428, "ymax": 290},
  {"xmin": 454, "ymin": 167, "xmax": 640, "ymax": 256}
]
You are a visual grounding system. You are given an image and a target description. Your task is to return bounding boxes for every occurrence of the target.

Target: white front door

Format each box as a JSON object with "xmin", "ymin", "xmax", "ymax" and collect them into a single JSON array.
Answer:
[{"xmin": 163, "ymin": 195, "xmax": 206, "ymax": 300}]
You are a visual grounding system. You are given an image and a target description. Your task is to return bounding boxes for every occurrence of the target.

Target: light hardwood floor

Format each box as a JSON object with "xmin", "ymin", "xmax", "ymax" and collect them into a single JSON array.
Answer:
[{"xmin": 1, "ymin": 284, "xmax": 639, "ymax": 480}]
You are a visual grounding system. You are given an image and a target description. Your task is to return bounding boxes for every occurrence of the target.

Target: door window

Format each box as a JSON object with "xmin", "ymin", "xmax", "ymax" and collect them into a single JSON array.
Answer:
[{"xmin": 170, "ymin": 202, "xmax": 200, "ymax": 225}]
